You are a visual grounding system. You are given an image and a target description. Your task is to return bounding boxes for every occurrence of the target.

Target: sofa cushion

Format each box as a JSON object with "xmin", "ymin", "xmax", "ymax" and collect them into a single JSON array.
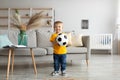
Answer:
[
  {"xmin": 67, "ymin": 46, "xmax": 87, "ymax": 53},
  {"xmin": 8, "ymin": 30, "xmax": 18, "ymax": 45},
  {"xmin": 0, "ymin": 48, "xmax": 9, "ymax": 55},
  {"xmin": 0, "ymin": 30, "xmax": 8, "ymax": 35},
  {"xmin": 26, "ymin": 30, "xmax": 37, "ymax": 47},
  {"xmin": 36, "ymin": 28, "xmax": 52, "ymax": 48},
  {"xmin": 8, "ymin": 30, "xmax": 37, "ymax": 47},
  {"xmin": 45, "ymin": 47, "xmax": 53, "ymax": 55},
  {"xmin": 65, "ymin": 32, "xmax": 72, "ymax": 46},
  {"xmin": 71, "ymin": 34, "xmax": 83, "ymax": 47},
  {"xmin": 0, "ymin": 48, "xmax": 47, "ymax": 56},
  {"xmin": 46, "ymin": 46, "xmax": 87, "ymax": 55},
  {"xmin": 0, "ymin": 34, "xmax": 13, "ymax": 48}
]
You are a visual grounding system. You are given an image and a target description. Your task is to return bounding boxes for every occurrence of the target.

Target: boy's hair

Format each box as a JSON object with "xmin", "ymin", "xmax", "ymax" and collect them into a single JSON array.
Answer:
[{"xmin": 54, "ymin": 21, "xmax": 63, "ymax": 27}]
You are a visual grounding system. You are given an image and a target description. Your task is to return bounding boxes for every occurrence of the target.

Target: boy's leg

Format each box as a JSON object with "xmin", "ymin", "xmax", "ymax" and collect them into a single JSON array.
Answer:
[
  {"xmin": 60, "ymin": 54, "xmax": 67, "ymax": 72},
  {"xmin": 53, "ymin": 54, "xmax": 60, "ymax": 72},
  {"xmin": 51, "ymin": 54, "xmax": 60, "ymax": 76}
]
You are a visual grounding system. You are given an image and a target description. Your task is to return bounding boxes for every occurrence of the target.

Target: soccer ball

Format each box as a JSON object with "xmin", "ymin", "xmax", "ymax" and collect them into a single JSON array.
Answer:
[{"xmin": 56, "ymin": 33, "xmax": 68, "ymax": 46}]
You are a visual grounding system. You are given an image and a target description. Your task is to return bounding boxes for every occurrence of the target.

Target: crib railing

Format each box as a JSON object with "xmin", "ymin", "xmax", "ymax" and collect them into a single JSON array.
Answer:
[{"xmin": 90, "ymin": 34, "xmax": 113, "ymax": 54}]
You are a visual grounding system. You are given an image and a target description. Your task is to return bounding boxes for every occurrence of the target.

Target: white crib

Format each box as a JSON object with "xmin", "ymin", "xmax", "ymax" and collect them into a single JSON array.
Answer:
[{"xmin": 90, "ymin": 34, "xmax": 113, "ymax": 54}]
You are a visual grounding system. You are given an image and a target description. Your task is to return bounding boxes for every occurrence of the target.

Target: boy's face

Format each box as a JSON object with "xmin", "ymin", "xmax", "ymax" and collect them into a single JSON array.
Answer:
[{"xmin": 54, "ymin": 23, "xmax": 63, "ymax": 33}]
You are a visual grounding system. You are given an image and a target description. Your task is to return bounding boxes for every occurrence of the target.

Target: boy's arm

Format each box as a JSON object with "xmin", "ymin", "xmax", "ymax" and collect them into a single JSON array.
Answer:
[
  {"xmin": 52, "ymin": 40, "xmax": 58, "ymax": 45},
  {"xmin": 50, "ymin": 35, "xmax": 59, "ymax": 46}
]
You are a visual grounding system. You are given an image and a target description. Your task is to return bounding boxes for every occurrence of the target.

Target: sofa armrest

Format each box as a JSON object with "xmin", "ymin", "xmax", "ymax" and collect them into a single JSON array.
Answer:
[
  {"xmin": 82, "ymin": 36, "xmax": 90, "ymax": 59},
  {"xmin": 82, "ymin": 36, "xmax": 89, "ymax": 47}
]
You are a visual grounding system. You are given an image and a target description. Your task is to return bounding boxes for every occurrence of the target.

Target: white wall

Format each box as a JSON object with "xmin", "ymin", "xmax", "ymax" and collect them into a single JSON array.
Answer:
[
  {"xmin": 0, "ymin": 0, "xmax": 118, "ymax": 53},
  {"xmin": 54, "ymin": 0, "xmax": 117, "ymax": 35},
  {"xmin": 0, "ymin": 0, "xmax": 117, "ymax": 34}
]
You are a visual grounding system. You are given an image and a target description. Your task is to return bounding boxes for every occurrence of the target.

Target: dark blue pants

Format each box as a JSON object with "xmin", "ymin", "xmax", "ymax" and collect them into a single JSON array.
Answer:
[{"xmin": 53, "ymin": 54, "xmax": 67, "ymax": 72}]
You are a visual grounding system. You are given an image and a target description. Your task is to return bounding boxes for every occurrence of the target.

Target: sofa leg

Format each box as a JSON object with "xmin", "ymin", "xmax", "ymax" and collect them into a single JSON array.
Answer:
[
  {"xmin": 86, "ymin": 60, "xmax": 89, "ymax": 66},
  {"xmin": 70, "ymin": 60, "xmax": 72, "ymax": 66}
]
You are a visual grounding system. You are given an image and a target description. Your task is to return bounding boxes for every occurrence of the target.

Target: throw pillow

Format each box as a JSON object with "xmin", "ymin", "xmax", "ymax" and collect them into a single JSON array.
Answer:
[
  {"xmin": 65, "ymin": 32, "xmax": 72, "ymax": 46},
  {"xmin": 36, "ymin": 29, "xmax": 52, "ymax": 48},
  {"xmin": 71, "ymin": 34, "xmax": 83, "ymax": 47},
  {"xmin": 0, "ymin": 34, "xmax": 13, "ymax": 48}
]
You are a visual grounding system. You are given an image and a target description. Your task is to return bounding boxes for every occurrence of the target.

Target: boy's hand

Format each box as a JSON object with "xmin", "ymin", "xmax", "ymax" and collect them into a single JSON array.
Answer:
[{"xmin": 52, "ymin": 40, "xmax": 60, "ymax": 46}]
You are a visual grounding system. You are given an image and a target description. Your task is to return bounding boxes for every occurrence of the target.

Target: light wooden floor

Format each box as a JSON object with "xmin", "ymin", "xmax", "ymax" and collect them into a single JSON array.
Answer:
[{"xmin": 0, "ymin": 54, "xmax": 120, "ymax": 80}]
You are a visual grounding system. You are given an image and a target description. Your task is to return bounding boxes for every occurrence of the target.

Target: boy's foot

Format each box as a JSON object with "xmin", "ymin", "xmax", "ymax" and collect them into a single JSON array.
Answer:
[
  {"xmin": 61, "ymin": 71, "xmax": 67, "ymax": 76},
  {"xmin": 51, "ymin": 71, "xmax": 59, "ymax": 76}
]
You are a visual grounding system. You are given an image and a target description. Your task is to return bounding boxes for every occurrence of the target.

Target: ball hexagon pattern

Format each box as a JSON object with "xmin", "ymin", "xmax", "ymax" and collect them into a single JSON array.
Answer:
[{"xmin": 56, "ymin": 33, "xmax": 68, "ymax": 46}]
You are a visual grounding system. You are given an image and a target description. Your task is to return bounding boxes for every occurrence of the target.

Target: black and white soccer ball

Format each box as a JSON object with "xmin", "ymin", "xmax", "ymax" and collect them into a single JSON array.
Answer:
[{"xmin": 56, "ymin": 33, "xmax": 68, "ymax": 46}]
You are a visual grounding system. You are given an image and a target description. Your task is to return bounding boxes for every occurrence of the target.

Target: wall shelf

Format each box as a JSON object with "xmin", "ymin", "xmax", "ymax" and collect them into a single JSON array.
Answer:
[
  {"xmin": 0, "ymin": 8, "xmax": 54, "ymax": 30},
  {"xmin": 0, "ymin": 25, "xmax": 8, "ymax": 27},
  {"xmin": 0, "ymin": 16, "xmax": 8, "ymax": 19},
  {"xmin": 0, "ymin": 8, "xmax": 8, "ymax": 10},
  {"xmin": 33, "ymin": 8, "xmax": 52, "ymax": 10},
  {"xmin": 11, "ymin": 8, "xmax": 30, "ymax": 10}
]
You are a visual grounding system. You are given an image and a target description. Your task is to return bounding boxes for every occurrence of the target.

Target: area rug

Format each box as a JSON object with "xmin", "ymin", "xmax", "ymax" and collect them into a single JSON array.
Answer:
[{"xmin": 44, "ymin": 77, "xmax": 80, "ymax": 80}]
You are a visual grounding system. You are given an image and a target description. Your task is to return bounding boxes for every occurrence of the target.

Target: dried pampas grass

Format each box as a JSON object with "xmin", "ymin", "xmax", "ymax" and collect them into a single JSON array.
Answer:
[{"xmin": 11, "ymin": 9, "xmax": 44, "ymax": 31}]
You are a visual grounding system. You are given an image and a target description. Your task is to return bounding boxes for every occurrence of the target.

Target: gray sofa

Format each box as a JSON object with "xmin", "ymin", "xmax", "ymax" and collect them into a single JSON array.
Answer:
[{"xmin": 0, "ymin": 27, "xmax": 90, "ymax": 64}]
